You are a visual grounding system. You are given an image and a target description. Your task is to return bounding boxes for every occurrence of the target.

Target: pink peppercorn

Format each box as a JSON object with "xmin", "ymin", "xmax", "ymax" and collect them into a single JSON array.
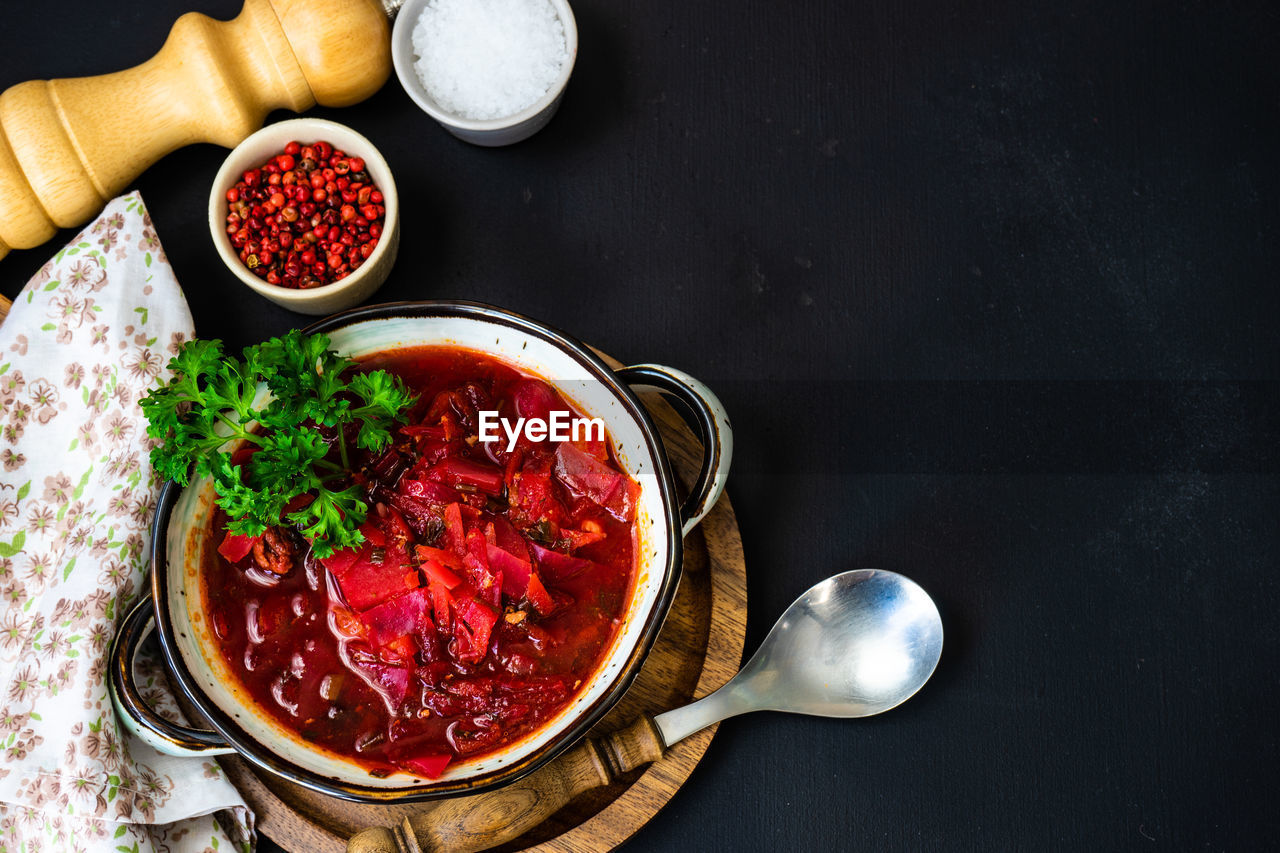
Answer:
[{"xmin": 225, "ymin": 140, "xmax": 385, "ymax": 289}]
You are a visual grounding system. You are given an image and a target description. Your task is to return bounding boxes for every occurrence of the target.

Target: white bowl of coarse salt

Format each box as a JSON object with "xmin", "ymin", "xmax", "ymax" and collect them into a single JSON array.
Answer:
[{"xmin": 392, "ymin": 0, "xmax": 577, "ymax": 146}]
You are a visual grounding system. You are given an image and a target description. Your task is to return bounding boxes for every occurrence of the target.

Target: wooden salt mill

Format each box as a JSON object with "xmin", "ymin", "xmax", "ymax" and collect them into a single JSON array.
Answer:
[{"xmin": 0, "ymin": 0, "xmax": 398, "ymax": 262}]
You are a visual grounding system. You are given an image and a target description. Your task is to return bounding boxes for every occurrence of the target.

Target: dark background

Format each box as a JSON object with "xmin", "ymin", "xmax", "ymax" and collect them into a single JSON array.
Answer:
[{"xmin": 3, "ymin": 0, "xmax": 1278, "ymax": 849}]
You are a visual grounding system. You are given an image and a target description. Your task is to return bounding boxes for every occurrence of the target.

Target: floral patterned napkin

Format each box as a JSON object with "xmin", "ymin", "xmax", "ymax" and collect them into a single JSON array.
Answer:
[{"xmin": 0, "ymin": 193, "xmax": 253, "ymax": 852}]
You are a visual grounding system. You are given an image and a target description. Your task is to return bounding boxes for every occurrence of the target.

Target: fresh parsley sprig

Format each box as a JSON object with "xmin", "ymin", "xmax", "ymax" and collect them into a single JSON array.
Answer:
[{"xmin": 141, "ymin": 330, "xmax": 417, "ymax": 558}]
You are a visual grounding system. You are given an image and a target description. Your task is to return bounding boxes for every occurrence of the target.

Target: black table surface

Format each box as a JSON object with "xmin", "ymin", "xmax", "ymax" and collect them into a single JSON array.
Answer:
[{"xmin": 3, "ymin": 1, "xmax": 1277, "ymax": 850}]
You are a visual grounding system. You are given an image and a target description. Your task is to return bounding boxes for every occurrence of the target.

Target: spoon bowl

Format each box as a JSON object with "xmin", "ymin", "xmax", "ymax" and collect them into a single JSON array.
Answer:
[{"xmin": 655, "ymin": 570, "xmax": 943, "ymax": 743}]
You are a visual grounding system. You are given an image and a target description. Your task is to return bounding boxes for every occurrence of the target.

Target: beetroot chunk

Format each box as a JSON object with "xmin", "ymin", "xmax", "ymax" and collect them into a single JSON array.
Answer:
[
  {"xmin": 218, "ymin": 532, "xmax": 259, "ymax": 563},
  {"xmin": 554, "ymin": 443, "xmax": 635, "ymax": 520},
  {"xmin": 489, "ymin": 544, "xmax": 532, "ymax": 598},
  {"xmin": 454, "ymin": 597, "xmax": 498, "ymax": 663},
  {"xmin": 400, "ymin": 753, "xmax": 451, "ymax": 779},
  {"xmin": 348, "ymin": 654, "xmax": 411, "ymax": 711},
  {"xmin": 359, "ymin": 587, "xmax": 433, "ymax": 647},
  {"xmin": 320, "ymin": 545, "xmax": 358, "ymax": 575},
  {"xmin": 528, "ymin": 542, "xmax": 598, "ymax": 584},
  {"xmin": 330, "ymin": 543, "xmax": 415, "ymax": 611},
  {"xmin": 512, "ymin": 378, "xmax": 559, "ymax": 423}
]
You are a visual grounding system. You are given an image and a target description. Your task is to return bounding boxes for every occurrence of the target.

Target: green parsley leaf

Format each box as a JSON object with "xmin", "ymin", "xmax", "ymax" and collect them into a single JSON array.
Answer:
[
  {"xmin": 349, "ymin": 371, "xmax": 418, "ymax": 451},
  {"xmin": 142, "ymin": 332, "xmax": 417, "ymax": 556}
]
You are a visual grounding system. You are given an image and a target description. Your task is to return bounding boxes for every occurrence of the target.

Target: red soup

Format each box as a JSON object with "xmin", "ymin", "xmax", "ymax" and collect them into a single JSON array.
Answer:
[{"xmin": 201, "ymin": 347, "xmax": 640, "ymax": 779}]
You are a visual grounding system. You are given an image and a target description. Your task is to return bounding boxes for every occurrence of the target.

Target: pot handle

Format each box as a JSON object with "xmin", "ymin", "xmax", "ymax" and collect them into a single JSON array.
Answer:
[
  {"xmin": 616, "ymin": 364, "xmax": 733, "ymax": 537},
  {"xmin": 108, "ymin": 594, "xmax": 235, "ymax": 757}
]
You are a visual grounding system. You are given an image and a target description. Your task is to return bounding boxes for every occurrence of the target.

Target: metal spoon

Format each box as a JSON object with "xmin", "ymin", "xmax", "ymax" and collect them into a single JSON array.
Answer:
[
  {"xmin": 654, "ymin": 568, "xmax": 943, "ymax": 744},
  {"xmin": 348, "ymin": 569, "xmax": 943, "ymax": 853}
]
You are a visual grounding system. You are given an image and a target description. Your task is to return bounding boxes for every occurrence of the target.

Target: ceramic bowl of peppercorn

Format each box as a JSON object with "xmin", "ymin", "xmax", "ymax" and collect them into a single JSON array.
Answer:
[{"xmin": 209, "ymin": 118, "xmax": 400, "ymax": 315}]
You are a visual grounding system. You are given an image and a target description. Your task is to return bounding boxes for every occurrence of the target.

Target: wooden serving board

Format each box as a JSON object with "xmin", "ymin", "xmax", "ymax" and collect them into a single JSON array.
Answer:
[{"xmin": 218, "ymin": 367, "xmax": 748, "ymax": 853}]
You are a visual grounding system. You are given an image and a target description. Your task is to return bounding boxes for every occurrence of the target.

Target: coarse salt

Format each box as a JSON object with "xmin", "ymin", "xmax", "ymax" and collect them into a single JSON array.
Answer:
[{"xmin": 411, "ymin": 0, "xmax": 569, "ymax": 121}]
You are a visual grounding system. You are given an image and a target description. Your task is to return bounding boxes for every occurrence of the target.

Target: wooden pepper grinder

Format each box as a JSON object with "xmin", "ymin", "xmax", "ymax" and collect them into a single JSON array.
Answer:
[{"xmin": 0, "ymin": 0, "xmax": 398, "ymax": 262}]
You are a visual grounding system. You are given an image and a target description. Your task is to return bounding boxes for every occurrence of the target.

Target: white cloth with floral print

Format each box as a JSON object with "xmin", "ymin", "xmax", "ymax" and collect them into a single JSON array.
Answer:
[{"xmin": 0, "ymin": 193, "xmax": 253, "ymax": 853}]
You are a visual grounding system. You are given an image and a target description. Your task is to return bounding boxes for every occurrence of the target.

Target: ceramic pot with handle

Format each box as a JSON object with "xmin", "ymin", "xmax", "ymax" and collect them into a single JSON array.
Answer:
[{"xmin": 109, "ymin": 300, "xmax": 732, "ymax": 802}]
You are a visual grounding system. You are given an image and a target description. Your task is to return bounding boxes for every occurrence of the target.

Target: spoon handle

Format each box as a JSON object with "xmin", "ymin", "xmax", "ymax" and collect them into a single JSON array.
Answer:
[{"xmin": 345, "ymin": 714, "xmax": 667, "ymax": 853}]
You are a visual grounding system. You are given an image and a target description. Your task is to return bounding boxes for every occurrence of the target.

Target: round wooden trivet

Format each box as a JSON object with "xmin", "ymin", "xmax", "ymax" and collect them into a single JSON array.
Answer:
[{"xmin": 218, "ymin": 362, "xmax": 748, "ymax": 853}]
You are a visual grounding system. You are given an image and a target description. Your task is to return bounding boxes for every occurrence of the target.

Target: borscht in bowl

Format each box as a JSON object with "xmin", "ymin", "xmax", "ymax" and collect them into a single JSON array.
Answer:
[
  {"xmin": 110, "ymin": 301, "xmax": 732, "ymax": 801},
  {"xmin": 209, "ymin": 347, "xmax": 641, "ymax": 779}
]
